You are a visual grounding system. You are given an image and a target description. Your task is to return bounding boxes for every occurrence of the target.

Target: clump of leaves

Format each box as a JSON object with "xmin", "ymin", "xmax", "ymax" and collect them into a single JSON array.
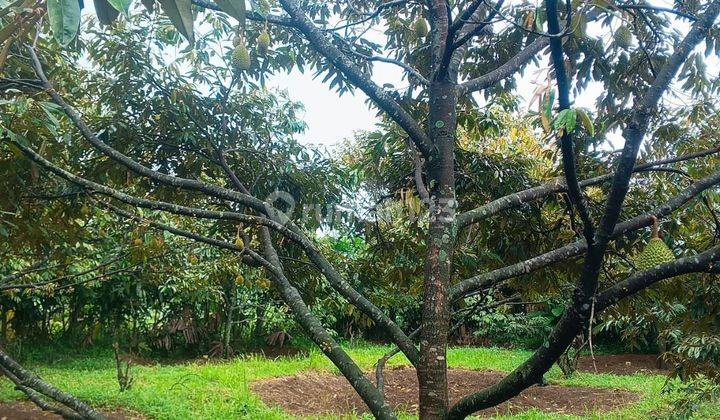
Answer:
[{"xmin": 662, "ymin": 375, "xmax": 720, "ymax": 419}]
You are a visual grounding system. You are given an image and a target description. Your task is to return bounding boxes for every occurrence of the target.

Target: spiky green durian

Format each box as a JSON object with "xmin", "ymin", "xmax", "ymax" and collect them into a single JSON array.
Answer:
[
  {"xmin": 413, "ymin": 17, "xmax": 429, "ymax": 39},
  {"xmin": 257, "ymin": 30, "xmax": 270, "ymax": 55},
  {"xmin": 634, "ymin": 217, "xmax": 675, "ymax": 271},
  {"xmin": 232, "ymin": 42, "xmax": 251, "ymax": 71}
]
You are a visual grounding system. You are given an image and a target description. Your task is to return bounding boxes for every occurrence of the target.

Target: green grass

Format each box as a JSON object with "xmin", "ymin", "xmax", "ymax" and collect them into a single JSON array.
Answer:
[{"xmin": 0, "ymin": 341, "xmax": 714, "ymax": 419}]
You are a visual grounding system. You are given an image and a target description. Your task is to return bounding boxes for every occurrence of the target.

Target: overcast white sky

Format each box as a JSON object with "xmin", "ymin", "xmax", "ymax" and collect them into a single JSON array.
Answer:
[
  {"xmin": 266, "ymin": 69, "xmax": 387, "ymax": 148},
  {"xmin": 265, "ymin": 56, "xmax": 598, "ymax": 149}
]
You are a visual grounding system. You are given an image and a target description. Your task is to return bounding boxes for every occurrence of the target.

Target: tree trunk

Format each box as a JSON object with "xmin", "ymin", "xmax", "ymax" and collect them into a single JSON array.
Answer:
[
  {"xmin": 1, "ymin": 303, "xmax": 7, "ymax": 343},
  {"xmin": 253, "ymin": 304, "xmax": 266, "ymax": 339},
  {"xmin": 418, "ymin": 78, "xmax": 457, "ymax": 419},
  {"xmin": 65, "ymin": 286, "xmax": 83, "ymax": 340},
  {"xmin": 222, "ymin": 277, "xmax": 236, "ymax": 357}
]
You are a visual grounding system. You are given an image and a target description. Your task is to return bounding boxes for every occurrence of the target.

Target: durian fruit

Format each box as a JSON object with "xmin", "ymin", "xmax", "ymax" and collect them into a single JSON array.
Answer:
[
  {"xmin": 188, "ymin": 253, "xmax": 199, "ymax": 265},
  {"xmin": 634, "ymin": 216, "xmax": 675, "ymax": 271},
  {"xmin": 234, "ymin": 235, "xmax": 245, "ymax": 249},
  {"xmin": 613, "ymin": 25, "xmax": 633, "ymax": 50},
  {"xmin": 413, "ymin": 17, "xmax": 429, "ymax": 39},
  {"xmin": 232, "ymin": 39, "xmax": 251, "ymax": 71},
  {"xmin": 235, "ymin": 273, "xmax": 245, "ymax": 285},
  {"xmin": 257, "ymin": 30, "xmax": 270, "ymax": 55}
]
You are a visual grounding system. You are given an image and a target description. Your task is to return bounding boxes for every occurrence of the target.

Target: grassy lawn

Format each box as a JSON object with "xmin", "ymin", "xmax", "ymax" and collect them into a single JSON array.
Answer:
[{"xmin": 0, "ymin": 342, "xmax": 714, "ymax": 419}]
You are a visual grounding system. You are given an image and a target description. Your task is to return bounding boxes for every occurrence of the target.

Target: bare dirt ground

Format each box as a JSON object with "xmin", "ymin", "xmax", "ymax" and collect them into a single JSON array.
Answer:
[
  {"xmin": 251, "ymin": 365, "xmax": 641, "ymax": 417},
  {"xmin": 0, "ymin": 401, "xmax": 142, "ymax": 419},
  {"xmin": 576, "ymin": 354, "xmax": 668, "ymax": 375}
]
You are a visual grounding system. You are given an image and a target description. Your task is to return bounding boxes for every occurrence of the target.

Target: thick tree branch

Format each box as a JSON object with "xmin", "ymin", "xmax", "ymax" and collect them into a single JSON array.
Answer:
[
  {"xmin": 617, "ymin": 3, "xmax": 697, "ymax": 21},
  {"xmin": 0, "ymin": 348, "xmax": 103, "ymax": 419},
  {"xmin": 451, "ymin": 0, "xmax": 503, "ymax": 51},
  {"xmin": 255, "ymin": 226, "xmax": 397, "ymax": 419},
  {"xmin": 0, "ymin": 260, "xmax": 50, "ymax": 284},
  {"xmin": 596, "ymin": 246, "xmax": 720, "ymax": 311},
  {"xmin": 0, "ymin": 365, "xmax": 82, "ymax": 419},
  {"xmin": 458, "ymin": 37, "xmax": 549, "ymax": 95},
  {"xmin": 450, "ymin": 167, "xmax": 720, "ymax": 301},
  {"xmin": 191, "ymin": 0, "xmax": 296, "ymax": 27},
  {"xmin": 6, "ymin": 138, "xmax": 308, "ymax": 243},
  {"xmin": 277, "ymin": 0, "xmax": 434, "ymax": 157},
  {"xmin": 450, "ymin": 0, "xmax": 486, "ymax": 35},
  {"xmin": 456, "ymin": 144, "xmax": 720, "ymax": 228},
  {"xmin": 428, "ymin": 0, "xmax": 454, "ymax": 80},
  {"xmin": 546, "ymin": 0, "xmax": 595, "ymax": 243}
]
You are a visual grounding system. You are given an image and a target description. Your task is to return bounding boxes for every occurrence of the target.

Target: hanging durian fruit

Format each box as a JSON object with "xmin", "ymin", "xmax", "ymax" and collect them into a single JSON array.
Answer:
[
  {"xmin": 188, "ymin": 253, "xmax": 199, "ymax": 265},
  {"xmin": 634, "ymin": 216, "xmax": 675, "ymax": 271},
  {"xmin": 413, "ymin": 16, "xmax": 429, "ymax": 39},
  {"xmin": 257, "ymin": 21, "xmax": 271, "ymax": 55},
  {"xmin": 232, "ymin": 35, "xmax": 251, "ymax": 71},
  {"xmin": 257, "ymin": 30, "xmax": 270, "ymax": 55}
]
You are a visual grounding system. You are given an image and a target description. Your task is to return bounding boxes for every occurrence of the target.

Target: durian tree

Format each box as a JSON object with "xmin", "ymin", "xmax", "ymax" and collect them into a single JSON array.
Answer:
[{"xmin": 3, "ymin": 0, "xmax": 720, "ymax": 419}]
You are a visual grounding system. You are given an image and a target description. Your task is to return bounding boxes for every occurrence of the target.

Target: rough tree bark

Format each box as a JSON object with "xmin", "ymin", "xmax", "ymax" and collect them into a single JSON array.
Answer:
[
  {"xmin": 0, "ymin": 348, "xmax": 104, "ymax": 419},
  {"xmin": 419, "ymin": 77, "xmax": 458, "ymax": 418}
]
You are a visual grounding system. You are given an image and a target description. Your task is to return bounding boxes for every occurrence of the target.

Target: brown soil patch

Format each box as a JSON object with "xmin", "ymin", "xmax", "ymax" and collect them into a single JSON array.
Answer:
[
  {"xmin": 0, "ymin": 401, "xmax": 143, "ymax": 419},
  {"xmin": 251, "ymin": 366, "xmax": 640, "ymax": 417},
  {"xmin": 576, "ymin": 354, "xmax": 668, "ymax": 375}
]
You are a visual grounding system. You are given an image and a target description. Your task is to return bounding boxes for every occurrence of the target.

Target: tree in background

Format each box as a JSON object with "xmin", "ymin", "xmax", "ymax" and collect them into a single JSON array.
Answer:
[{"xmin": 2, "ymin": 0, "xmax": 720, "ymax": 418}]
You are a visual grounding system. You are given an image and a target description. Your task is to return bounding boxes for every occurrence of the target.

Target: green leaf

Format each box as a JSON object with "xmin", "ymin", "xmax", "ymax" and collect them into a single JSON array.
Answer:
[
  {"xmin": 93, "ymin": 0, "xmax": 119, "ymax": 25},
  {"xmin": 38, "ymin": 101, "xmax": 61, "ymax": 131},
  {"xmin": 542, "ymin": 90, "xmax": 554, "ymax": 125},
  {"xmin": 157, "ymin": 0, "xmax": 194, "ymax": 43},
  {"xmin": 553, "ymin": 109, "xmax": 577, "ymax": 135},
  {"xmin": 106, "ymin": 0, "xmax": 132, "ymax": 15},
  {"xmin": 140, "ymin": 0, "xmax": 154, "ymax": 11},
  {"xmin": 534, "ymin": 5, "xmax": 544, "ymax": 31},
  {"xmin": 47, "ymin": 0, "xmax": 81, "ymax": 46},
  {"xmin": 576, "ymin": 108, "xmax": 595, "ymax": 137},
  {"xmin": 215, "ymin": 0, "xmax": 246, "ymax": 29}
]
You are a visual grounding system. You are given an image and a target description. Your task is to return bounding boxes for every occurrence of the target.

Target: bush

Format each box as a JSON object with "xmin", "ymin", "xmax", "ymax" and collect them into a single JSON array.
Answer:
[{"xmin": 662, "ymin": 375, "xmax": 720, "ymax": 419}]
